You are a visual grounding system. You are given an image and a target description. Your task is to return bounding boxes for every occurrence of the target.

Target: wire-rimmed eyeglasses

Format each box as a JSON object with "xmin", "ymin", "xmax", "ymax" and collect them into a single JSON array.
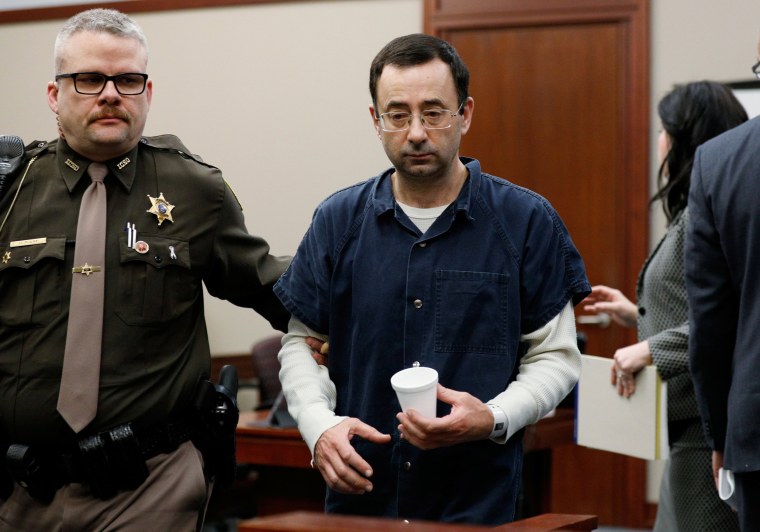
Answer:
[
  {"xmin": 377, "ymin": 102, "xmax": 465, "ymax": 132},
  {"xmin": 55, "ymin": 72, "xmax": 149, "ymax": 95}
]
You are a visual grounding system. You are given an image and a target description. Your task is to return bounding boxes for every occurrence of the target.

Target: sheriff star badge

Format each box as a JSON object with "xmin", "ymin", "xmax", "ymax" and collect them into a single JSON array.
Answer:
[{"xmin": 147, "ymin": 193, "xmax": 175, "ymax": 226}]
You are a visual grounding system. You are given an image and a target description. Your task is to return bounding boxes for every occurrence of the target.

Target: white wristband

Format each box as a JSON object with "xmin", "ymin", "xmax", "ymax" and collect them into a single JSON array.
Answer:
[{"xmin": 487, "ymin": 403, "xmax": 507, "ymax": 439}]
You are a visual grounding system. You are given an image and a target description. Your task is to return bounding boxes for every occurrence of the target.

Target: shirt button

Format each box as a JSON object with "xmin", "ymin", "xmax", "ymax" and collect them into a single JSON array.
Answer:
[
  {"xmin": 638, "ymin": 307, "xmax": 646, "ymax": 316},
  {"xmin": 154, "ymin": 255, "xmax": 162, "ymax": 263},
  {"xmin": 413, "ymin": 299, "xmax": 423, "ymax": 309},
  {"xmin": 23, "ymin": 256, "xmax": 31, "ymax": 263},
  {"xmin": 403, "ymin": 461, "xmax": 411, "ymax": 471},
  {"xmin": 418, "ymin": 242, "xmax": 427, "ymax": 248}
]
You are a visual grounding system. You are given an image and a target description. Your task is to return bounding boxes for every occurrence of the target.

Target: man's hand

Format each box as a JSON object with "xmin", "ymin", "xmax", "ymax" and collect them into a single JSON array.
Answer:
[
  {"xmin": 396, "ymin": 385, "xmax": 493, "ymax": 450},
  {"xmin": 313, "ymin": 418, "xmax": 391, "ymax": 494},
  {"xmin": 305, "ymin": 336, "xmax": 329, "ymax": 366}
]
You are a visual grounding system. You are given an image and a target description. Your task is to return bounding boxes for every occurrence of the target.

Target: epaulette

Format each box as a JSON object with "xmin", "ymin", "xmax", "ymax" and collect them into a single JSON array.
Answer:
[
  {"xmin": 140, "ymin": 135, "xmax": 240, "ymax": 209},
  {"xmin": 24, "ymin": 139, "xmax": 55, "ymax": 159},
  {"xmin": 139, "ymin": 134, "xmax": 218, "ymax": 170}
]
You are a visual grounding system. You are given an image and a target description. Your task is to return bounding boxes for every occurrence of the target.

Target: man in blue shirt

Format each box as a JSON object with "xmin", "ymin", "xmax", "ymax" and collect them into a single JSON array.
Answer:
[{"xmin": 274, "ymin": 33, "xmax": 590, "ymax": 525}]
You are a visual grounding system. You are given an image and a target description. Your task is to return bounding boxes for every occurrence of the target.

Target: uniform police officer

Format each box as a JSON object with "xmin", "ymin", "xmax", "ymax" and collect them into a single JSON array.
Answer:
[{"xmin": 0, "ymin": 9, "xmax": 289, "ymax": 530}]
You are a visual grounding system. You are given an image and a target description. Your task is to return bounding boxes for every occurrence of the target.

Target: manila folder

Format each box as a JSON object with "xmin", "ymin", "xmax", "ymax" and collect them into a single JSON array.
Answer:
[{"xmin": 576, "ymin": 354, "xmax": 668, "ymax": 460}]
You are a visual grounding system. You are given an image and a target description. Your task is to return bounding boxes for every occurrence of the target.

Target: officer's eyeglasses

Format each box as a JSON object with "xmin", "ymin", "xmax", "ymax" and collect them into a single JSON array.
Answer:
[
  {"xmin": 753, "ymin": 60, "xmax": 760, "ymax": 80},
  {"xmin": 55, "ymin": 72, "xmax": 149, "ymax": 95},
  {"xmin": 376, "ymin": 102, "xmax": 465, "ymax": 132}
]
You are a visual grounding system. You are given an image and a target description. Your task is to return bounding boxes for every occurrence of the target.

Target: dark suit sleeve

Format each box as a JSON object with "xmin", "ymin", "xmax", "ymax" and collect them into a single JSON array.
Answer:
[{"xmin": 684, "ymin": 146, "xmax": 737, "ymax": 452}]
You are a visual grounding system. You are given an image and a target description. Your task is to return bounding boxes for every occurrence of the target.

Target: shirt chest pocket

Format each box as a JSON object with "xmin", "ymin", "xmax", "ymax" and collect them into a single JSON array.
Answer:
[
  {"xmin": 116, "ymin": 234, "xmax": 196, "ymax": 326},
  {"xmin": 0, "ymin": 237, "xmax": 67, "ymax": 328},
  {"xmin": 434, "ymin": 270, "xmax": 511, "ymax": 355}
]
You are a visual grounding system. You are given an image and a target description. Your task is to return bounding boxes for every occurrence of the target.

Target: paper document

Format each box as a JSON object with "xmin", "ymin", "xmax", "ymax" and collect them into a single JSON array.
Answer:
[{"xmin": 576, "ymin": 354, "xmax": 668, "ymax": 460}]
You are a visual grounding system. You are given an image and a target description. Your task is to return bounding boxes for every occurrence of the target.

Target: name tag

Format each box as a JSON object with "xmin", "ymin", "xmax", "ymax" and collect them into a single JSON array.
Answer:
[{"xmin": 10, "ymin": 237, "xmax": 47, "ymax": 248}]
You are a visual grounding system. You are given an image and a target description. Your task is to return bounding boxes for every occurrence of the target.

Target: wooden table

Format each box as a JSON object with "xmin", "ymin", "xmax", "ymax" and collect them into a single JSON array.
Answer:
[
  {"xmin": 235, "ymin": 408, "xmax": 576, "ymax": 517},
  {"xmin": 238, "ymin": 510, "xmax": 598, "ymax": 531},
  {"xmin": 236, "ymin": 410, "xmax": 325, "ymax": 515},
  {"xmin": 237, "ymin": 410, "xmax": 312, "ymax": 469}
]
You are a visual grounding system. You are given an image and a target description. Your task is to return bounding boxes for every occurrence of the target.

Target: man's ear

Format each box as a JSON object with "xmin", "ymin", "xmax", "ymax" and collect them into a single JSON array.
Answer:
[
  {"xmin": 369, "ymin": 105, "xmax": 382, "ymax": 138},
  {"xmin": 460, "ymin": 97, "xmax": 475, "ymax": 136},
  {"xmin": 47, "ymin": 81, "xmax": 59, "ymax": 114}
]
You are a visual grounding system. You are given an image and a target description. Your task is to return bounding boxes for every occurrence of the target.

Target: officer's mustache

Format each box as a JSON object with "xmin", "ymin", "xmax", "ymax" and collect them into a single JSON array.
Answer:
[{"xmin": 89, "ymin": 107, "xmax": 130, "ymax": 123}]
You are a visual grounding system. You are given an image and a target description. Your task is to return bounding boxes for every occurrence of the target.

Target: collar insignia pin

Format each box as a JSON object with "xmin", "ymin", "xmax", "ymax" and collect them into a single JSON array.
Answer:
[
  {"xmin": 2, "ymin": 251, "xmax": 10, "ymax": 264},
  {"xmin": 147, "ymin": 193, "xmax": 175, "ymax": 226}
]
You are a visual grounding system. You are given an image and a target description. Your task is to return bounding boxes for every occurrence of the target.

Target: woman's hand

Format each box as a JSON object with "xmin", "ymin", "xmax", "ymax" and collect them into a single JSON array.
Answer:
[
  {"xmin": 610, "ymin": 340, "xmax": 653, "ymax": 397},
  {"xmin": 582, "ymin": 285, "xmax": 638, "ymax": 328}
]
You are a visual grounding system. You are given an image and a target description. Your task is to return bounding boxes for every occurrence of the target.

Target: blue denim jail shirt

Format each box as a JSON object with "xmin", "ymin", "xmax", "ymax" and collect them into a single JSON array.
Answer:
[{"xmin": 274, "ymin": 158, "xmax": 590, "ymax": 525}]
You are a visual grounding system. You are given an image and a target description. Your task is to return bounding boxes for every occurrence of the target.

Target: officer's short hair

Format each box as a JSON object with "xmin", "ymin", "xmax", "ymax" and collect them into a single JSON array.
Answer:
[
  {"xmin": 54, "ymin": 9, "xmax": 148, "ymax": 73},
  {"xmin": 369, "ymin": 33, "xmax": 469, "ymax": 112}
]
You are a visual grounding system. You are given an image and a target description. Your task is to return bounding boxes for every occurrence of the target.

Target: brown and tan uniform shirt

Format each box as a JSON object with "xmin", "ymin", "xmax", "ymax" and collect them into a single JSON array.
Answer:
[{"xmin": 0, "ymin": 135, "xmax": 289, "ymax": 447}]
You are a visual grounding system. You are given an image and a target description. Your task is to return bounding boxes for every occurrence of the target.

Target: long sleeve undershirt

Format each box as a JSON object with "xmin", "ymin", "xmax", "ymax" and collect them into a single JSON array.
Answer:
[{"xmin": 278, "ymin": 300, "xmax": 581, "ymax": 455}]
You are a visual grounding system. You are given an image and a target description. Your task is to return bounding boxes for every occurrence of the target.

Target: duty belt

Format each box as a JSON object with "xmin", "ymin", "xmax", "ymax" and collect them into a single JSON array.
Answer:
[{"xmin": 3, "ymin": 416, "xmax": 196, "ymax": 502}]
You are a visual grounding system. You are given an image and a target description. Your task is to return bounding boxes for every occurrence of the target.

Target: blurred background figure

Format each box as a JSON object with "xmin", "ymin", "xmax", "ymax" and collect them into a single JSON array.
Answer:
[{"xmin": 582, "ymin": 81, "xmax": 747, "ymax": 532}]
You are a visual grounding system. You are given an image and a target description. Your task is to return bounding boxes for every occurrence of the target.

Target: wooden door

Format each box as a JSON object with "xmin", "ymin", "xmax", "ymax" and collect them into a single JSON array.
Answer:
[{"xmin": 426, "ymin": 0, "xmax": 652, "ymax": 527}]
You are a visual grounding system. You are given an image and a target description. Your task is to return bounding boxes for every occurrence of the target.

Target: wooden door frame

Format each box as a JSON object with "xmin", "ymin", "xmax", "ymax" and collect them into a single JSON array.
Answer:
[{"xmin": 425, "ymin": 0, "xmax": 652, "ymax": 526}]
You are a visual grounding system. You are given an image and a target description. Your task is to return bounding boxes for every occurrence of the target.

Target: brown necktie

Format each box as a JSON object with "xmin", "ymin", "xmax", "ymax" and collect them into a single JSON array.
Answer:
[{"xmin": 57, "ymin": 162, "xmax": 107, "ymax": 433}]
